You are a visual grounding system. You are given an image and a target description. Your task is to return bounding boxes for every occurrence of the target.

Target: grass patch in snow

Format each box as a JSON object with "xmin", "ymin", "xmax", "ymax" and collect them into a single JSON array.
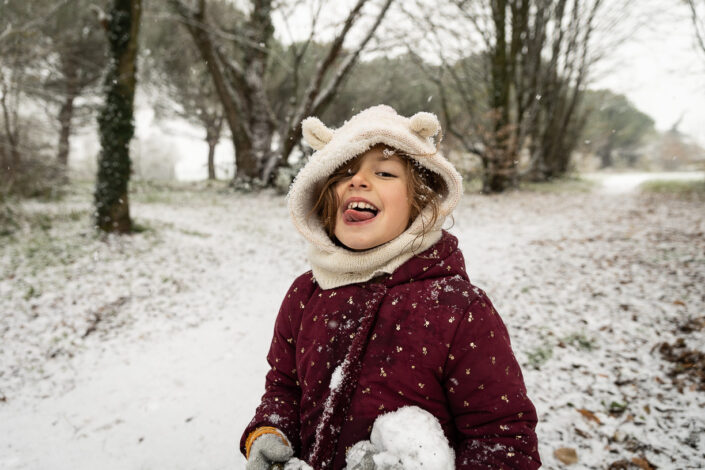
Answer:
[
  {"xmin": 461, "ymin": 177, "xmax": 483, "ymax": 193},
  {"xmin": 1, "ymin": 204, "xmax": 160, "ymax": 277},
  {"xmin": 129, "ymin": 179, "xmax": 231, "ymax": 206},
  {"xmin": 177, "ymin": 227, "xmax": 211, "ymax": 238},
  {"xmin": 638, "ymin": 179, "xmax": 705, "ymax": 198},
  {"xmin": 519, "ymin": 175, "xmax": 596, "ymax": 193},
  {"xmin": 526, "ymin": 344, "xmax": 553, "ymax": 370},
  {"xmin": 0, "ymin": 200, "xmax": 20, "ymax": 236},
  {"xmin": 562, "ymin": 332, "xmax": 597, "ymax": 351},
  {"xmin": 2, "ymin": 207, "xmax": 96, "ymax": 275}
]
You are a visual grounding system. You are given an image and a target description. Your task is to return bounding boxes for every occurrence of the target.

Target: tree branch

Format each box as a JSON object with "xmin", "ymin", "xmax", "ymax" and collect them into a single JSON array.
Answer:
[
  {"xmin": 311, "ymin": 0, "xmax": 395, "ymax": 114},
  {"xmin": 686, "ymin": 0, "xmax": 705, "ymax": 56}
]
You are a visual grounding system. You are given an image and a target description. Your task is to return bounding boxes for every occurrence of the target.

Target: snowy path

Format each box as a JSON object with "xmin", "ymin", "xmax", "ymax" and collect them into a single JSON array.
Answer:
[
  {"xmin": 583, "ymin": 171, "xmax": 705, "ymax": 194},
  {"xmin": 1, "ymin": 184, "xmax": 704, "ymax": 469}
]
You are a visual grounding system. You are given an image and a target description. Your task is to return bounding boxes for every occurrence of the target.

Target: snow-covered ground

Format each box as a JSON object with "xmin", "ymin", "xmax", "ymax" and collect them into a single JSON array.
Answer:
[{"xmin": 1, "ymin": 178, "xmax": 704, "ymax": 469}]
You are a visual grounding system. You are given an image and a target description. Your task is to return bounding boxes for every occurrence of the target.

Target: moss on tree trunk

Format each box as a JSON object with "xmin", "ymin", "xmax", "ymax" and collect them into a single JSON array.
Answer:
[{"xmin": 94, "ymin": 0, "xmax": 141, "ymax": 233}]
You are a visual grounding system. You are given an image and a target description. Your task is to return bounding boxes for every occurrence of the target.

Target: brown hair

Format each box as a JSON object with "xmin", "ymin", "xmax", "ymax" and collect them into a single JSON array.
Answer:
[{"xmin": 311, "ymin": 145, "xmax": 447, "ymax": 240}]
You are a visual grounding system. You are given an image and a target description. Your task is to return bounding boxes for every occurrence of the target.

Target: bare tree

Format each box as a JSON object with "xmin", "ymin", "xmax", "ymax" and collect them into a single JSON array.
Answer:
[
  {"xmin": 526, "ymin": 0, "xmax": 605, "ymax": 181},
  {"xmin": 0, "ymin": 47, "xmax": 29, "ymax": 184},
  {"xmin": 142, "ymin": 7, "xmax": 226, "ymax": 180},
  {"xmin": 0, "ymin": 1, "xmax": 65, "ymax": 189},
  {"xmin": 40, "ymin": 0, "xmax": 108, "ymax": 168},
  {"xmin": 685, "ymin": 0, "xmax": 705, "ymax": 56},
  {"xmin": 405, "ymin": 0, "xmax": 635, "ymax": 192},
  {"xmin": 94, "ymin": 0, "xmax": 142, "ymax": 233},
  {"xmin": 167, "ymin": 0, "xmax": 395, "ymax": 187}
]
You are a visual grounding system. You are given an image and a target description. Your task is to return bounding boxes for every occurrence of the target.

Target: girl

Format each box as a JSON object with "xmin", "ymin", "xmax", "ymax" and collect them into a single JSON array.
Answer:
[{"xmin": 240, "ymin": 105, "xmax": 540, "ymax": 469}]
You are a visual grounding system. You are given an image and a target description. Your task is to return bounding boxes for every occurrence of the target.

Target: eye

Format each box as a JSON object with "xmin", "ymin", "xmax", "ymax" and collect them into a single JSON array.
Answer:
[{"xmin": 376, "ymin": 171, "xmax": 396, "ymax": 178}]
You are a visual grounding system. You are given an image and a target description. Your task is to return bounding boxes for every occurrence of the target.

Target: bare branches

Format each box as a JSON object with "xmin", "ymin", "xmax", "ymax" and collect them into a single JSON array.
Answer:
[
  {"xmin": 292, "ymin": 0, "xmax": 370, "ymax": 123},
  {"xmin": 0, "ymin": 0, "xmax": 72, "ymax": 44},
  {"xmin": 278, "ymin": 0, "xmax": 396, "ymax": 173},
  {"xmin": 402, "ymin": 0, "xmax": 625, "ymax": 190},
  {"xmin": 686, "ymin": 0, "xmax": 705, "ymax": 56},
  {"xmin": 167, "ymin": 0, "xmax": 396, "ymax": 184},
  {"xmin": 311, "ymin": 0, "xmax": 395, "ymax": 115}
]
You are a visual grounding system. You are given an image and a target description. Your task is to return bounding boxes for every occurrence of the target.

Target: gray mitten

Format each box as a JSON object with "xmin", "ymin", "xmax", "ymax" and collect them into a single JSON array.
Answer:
[
  {"xmin": 246, "ymin": 433, "xmax": 294, "ymax": 470},
  {"xmin": 345, "ymin": 440, "xmax": 379, "ymax": 470}
]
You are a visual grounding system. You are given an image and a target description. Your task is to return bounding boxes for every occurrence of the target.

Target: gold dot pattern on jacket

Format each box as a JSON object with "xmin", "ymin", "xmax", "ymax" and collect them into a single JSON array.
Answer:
[{"xmin": 244, "ymin": 234, "xmax": 540, "ymax": 469}]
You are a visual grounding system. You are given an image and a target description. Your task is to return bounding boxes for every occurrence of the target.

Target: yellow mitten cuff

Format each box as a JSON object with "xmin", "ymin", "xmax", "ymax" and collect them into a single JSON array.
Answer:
[{"xmin": 245, "ymin": 426, "xmax": 288, "ymax": 459}]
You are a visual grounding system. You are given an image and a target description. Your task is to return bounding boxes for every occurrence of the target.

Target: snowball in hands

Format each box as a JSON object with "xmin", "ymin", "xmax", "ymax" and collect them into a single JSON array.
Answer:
[
  {"xmin": 283, "ymin": 458, "xmax": 313, "ymax": 470},
  {"xmin": 344, "ymin": 406, "xmax": 455, "ymax": 470}
]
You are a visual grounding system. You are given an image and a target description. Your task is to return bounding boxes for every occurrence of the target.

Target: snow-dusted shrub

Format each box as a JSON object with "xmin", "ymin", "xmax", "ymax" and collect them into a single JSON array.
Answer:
[
  {"xmin": 273, "ymin": 157, "xmax": 309, "ymax": 195},
  {"xmin": 0, "ymin": 198, "xmax": 19, "ymax": 236},
  {"xmin": 1, "ymin": 150, "xmax": 65, "ymax": 200},
  {"xmin": 344, "ymin": 406, "xmax": 455, "ymax": 470}
]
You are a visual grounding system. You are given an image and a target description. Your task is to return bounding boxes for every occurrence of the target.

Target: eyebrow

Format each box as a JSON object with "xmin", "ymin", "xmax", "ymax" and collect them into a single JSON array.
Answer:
[{"xmin": 376, "ymin": 154, "xmax": 402, "ymax": 163}]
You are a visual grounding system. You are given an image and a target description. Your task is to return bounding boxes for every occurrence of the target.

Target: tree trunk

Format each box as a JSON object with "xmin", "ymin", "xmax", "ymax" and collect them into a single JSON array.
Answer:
[
  {"xmin": 57, "ymin": 83, "xmax": 77, "ymax": 167},
  {"xmin": 0, "ymin": 88, "xmax": 20, "ymax": 184},
  {"xmin": 204, "ymin": 116, "xmax": 222, "ymax": 180},
  {"xmin": 207, "ymin": 140, "xmax": 217, "ymax": 180},
  {"xmin": 94, "ymin": 0, "xmax": 141, "ymax": 234},
  {"xmin": 484, "ymin": 0, "xmax": 519, "ymax": 193},
  {"xmin": 231, "ymin": 0, "xmax": 275, "ymax": 186},
  {"xmin": 599, "ymin": 142, "xmax": 614, "ymax": 168}
]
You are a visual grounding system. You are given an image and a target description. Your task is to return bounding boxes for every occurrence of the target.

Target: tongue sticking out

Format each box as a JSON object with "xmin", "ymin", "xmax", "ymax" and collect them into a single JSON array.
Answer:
[{"xmin": 344, "ymin": 208, "xmax": 376, "ymax": 222}]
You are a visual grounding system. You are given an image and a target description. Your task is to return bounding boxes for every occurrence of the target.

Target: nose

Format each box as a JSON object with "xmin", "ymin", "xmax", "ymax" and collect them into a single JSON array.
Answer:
[{"xmin": 349, "ymin": 170, "xmax": 369, "ymax": 188}]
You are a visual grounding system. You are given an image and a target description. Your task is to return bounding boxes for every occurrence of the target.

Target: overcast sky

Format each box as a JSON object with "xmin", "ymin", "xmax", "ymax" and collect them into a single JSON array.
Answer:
[
  {"xmin": 592, "ymin": 1, "xmax": 705, "ymax": 145},
  {"xmin": 273, "ymin": 0, "xmax": 705, "ymax": 146}
]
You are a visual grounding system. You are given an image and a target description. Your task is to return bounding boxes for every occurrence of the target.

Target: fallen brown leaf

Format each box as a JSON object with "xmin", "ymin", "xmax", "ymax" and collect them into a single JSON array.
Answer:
[
  {"xmin": 607, "ymin": 460, "xmax": 630, "ymax": 470},
  {"xmin": 577, "ymin": 408, "xmax": 602, "ymax": 424},
  {"xmin": 632, "ymin": 456, "xmax": 655, "ymax": 470},
  {"xmin": 554, "ymin": 447, "xmax": 578, "ymax": 465}
]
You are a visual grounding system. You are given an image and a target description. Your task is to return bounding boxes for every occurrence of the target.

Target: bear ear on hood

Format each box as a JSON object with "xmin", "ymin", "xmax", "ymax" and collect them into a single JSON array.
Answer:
[
  {"xmin": 409, "ymin": 112, "xmax": 441, "ymax": 139},
  {"xmin": 302, "ymin": 117, "xmax": 333, "ymax": 151}
]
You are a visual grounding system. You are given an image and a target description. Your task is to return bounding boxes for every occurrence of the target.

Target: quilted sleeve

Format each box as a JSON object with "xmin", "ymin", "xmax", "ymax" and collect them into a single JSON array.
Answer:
[{"xmin": 443, "ymin": 291, "xmax": 540, "ymax": 469}]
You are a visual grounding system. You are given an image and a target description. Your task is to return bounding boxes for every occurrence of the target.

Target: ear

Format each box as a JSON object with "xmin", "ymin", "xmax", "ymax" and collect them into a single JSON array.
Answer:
[
  {"xmin": 302, "ymin": 117, "xmax": 333, "ymax": 150},
  {"xmin": 409, "ymin": 112, "xmax": 440, "ymax": 138}
]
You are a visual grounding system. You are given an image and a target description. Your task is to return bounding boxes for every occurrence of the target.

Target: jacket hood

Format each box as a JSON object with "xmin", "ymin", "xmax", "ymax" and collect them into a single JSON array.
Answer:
[{"xmin": 287, "ymin": 105, "xmax": 463, "ymax": 289}]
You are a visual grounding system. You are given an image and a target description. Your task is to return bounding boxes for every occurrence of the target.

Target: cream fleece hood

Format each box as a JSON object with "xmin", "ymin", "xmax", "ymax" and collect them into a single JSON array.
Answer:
[{"xmin": 287, "ymin": 105, "xmax": 463, "ymax": 289}]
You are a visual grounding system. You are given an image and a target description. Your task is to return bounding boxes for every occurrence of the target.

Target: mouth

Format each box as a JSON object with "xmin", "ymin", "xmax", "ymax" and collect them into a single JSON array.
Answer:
[{"xmin": 342, "ymin": 199, "xmax": 380, "ymax": 224}]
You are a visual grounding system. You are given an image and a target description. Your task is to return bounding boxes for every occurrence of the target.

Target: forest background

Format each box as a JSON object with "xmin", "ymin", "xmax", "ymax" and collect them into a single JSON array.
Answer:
[
  {"xmin": 1, "ymin": 0, "xmax": 704, "ymax": 220},
  {"xmin": 1, "ymin": 0, "xmax": 705, "ymax": 469}
]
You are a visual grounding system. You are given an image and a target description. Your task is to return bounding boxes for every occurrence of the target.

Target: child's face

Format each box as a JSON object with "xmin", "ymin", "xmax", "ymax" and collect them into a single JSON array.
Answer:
[{"xmin": 334, "ymin": 146, "xmax": 411, "ymax": 251}]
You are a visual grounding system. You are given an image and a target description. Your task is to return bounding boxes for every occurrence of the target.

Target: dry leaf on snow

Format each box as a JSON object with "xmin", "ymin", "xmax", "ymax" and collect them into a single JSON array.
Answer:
[
  {"xmin": 554, "ymin": 447, "xmax": 578, "ymax": 465},
  {"xmin": 632, "ymin": 456, "xmax": 656, "ymax": 470},
  {"xmin": 577, "ymin": 408, "xmax": 602, "ymax": 424}
]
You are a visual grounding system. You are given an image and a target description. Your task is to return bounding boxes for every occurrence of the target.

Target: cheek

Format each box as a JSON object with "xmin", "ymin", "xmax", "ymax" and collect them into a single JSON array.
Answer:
[
  {"xmin": 333, "ymin": 184, "xmax": 346, "ymax": 211},
  {"xmin": 390, "ymin": 187, "xmax": 412, "ymax": 223}
]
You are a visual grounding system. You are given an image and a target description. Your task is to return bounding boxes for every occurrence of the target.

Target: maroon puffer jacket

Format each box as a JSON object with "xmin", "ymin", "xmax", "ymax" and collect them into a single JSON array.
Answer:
[{"xmin": 240, "ymin": 232, "xmax": 540, "ymax": 469}]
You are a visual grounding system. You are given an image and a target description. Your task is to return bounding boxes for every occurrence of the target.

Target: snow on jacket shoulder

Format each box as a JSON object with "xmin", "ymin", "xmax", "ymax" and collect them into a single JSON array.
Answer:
[{"xmin": 240, "ymin": 231, "xmax": 540, "ymax": 469}]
